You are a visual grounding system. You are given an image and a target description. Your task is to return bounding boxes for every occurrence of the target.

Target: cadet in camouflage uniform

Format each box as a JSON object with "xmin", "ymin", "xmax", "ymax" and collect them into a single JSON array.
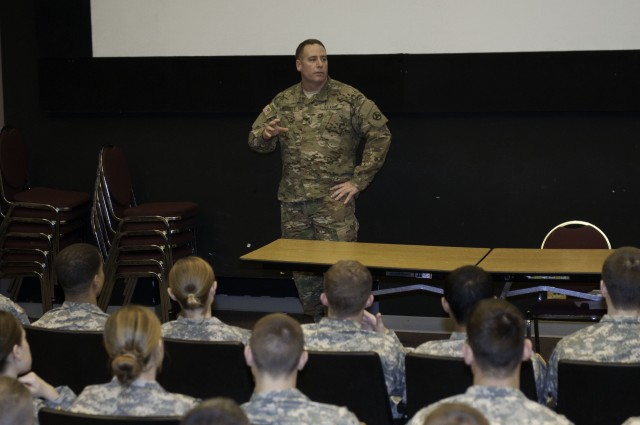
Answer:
[
  {"xmin": 544, "ymin": 247, "xmax": 640, "ymax": 407},
  {"xmin": 407, "ymin": 299, "xmax": 573, "ymax": 425},
  {"xmin": 410, "ymin": 266, "xmax": 547, "ymax": 403},
  {"xmin": 162, "ymin": 256, "xmax": 250, "ymax": 344},
  {"xmin": 301, "ymin": 260, "xmax": 405, "ymax": 416},
  {"xmin": 248, "ymin": 39, "xmax": 391, "ymax": 320},
  {"xmin": 0, "ymin": 293, "xmax": 30, "ymax": 325},
  {"xmin": 70, "ymin": 305, "xmax": 197, "ymax": 416},
  {"xmin": 32, "ymin": 243, "xmax": 108, "ymax": 331},
  {"xmin": 242, "ymin": 313, "xmax": 360, "ymax": 425},
  {"xmin": 0, "ymin": 312, "xmax": 76, "ymax": 425}
]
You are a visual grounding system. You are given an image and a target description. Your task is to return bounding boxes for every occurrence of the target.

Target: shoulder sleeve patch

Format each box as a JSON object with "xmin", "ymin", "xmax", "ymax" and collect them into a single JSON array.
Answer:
[{"xmin": 262, "ymin": 104, "xmax": 273, "ymax": 116}]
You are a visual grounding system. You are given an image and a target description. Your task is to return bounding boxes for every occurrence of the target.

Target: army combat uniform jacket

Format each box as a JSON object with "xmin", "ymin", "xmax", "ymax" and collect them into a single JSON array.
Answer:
[
  {"xmin": 0, "ymin": 293, "xmax": 30, "ymax": 325},
  {"xmin": 161, "ymin": 316, "xmax": 251, "ymax": 345},
  {"xmin": 248, "ymin": 78, "xmax": 391, "ymax": 202},
  {"xmin": 32, "ymin": 301, "xmax": 109, "ymax": 331},
  {"xmin": 407, "ymin": 386, "xmax": 573, "ymax": 425}
]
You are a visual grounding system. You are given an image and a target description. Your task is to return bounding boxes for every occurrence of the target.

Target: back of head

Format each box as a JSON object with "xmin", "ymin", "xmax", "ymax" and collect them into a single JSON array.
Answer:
[
  {"xmin": 181, "ymin": 397, "xmax": 250, "ymax": 425},
  {"xmin": 104, "ymin": 305, "xmax": 162, "ymax": 385},
  {"xmin": 169, "ymin": 256, "xmax": 215, "ymax": 311},
  {"xmin": 602, "ymin": 246, "xmax": 640, "ymax": 310},
  {"xmin": 0, "ymin": 311, "xmax": 23, "ymax": 373},
  {"xmin": 423, "ymin": 402, "xmax": 489, "ymax": 425},
  {"xmin": 323, "ymin": 260, "xmax": 372, "ymax": 317},
  {"xmin": 466, "ymin": 299, "xmax": 524, "ymax": 378},
  {"xmin": 0, "ymin": 376, "xmax": 33, "ymax": 425},
  {"xmin": 249, "ymin": 313, "xmax": 303, "ymax": 377},
  {"xmin": 54, "ymin": 243, "xmax": 103, "ymax": 295},
  {"xmin": 444, "ymin": 266, "xmax": 493, "ymax": 325}
]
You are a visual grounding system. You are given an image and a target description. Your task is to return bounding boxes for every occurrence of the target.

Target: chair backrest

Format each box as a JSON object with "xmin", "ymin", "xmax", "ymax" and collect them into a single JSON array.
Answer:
[
  {"xmin": 296, "ymin": 351, "xmax": 393, "ymax": 425},
  {"xmin": 38, "ymin": 407, "xmax": 181, "ymax": 425},
  {"xmin": 0, "ymin": 126, "xmax": 29, "ymax": 213},
  {"xmin": 541, "ymin": 220, "xmax": 611, "ymax": 249},
  {"xmin": 405, "ymin": 353, "xmax": 537, "ymax": 417},
  {"xmin": 24, "ymin": 325, "xmax": 111, "ymax": 394},
  {"xmin": 100, "ymin": 145, "xmax": 135, "ymax": 217},
  {"xmin": 158, "ymin": 338, "xmax": 253, "ymax": 403},
  {"xmin": 557, "ymin": 359, "xmax": 640, "ymax": 425}
]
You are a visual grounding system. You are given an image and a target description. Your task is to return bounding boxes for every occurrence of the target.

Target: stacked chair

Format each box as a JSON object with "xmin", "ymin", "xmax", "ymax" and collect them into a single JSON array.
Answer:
[
  {"xmin": 92, "ymin": 145, "xmax": 197, "ymax": 322},
  {"xmin": 0, "ymin": 127, "xmax": 90, "ymax": 312}
]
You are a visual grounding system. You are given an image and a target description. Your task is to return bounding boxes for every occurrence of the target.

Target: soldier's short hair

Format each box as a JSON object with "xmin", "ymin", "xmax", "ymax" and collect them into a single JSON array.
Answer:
[
  {"xmin": 295, "ymin": 39, "xmax": 326, "ymax": 59},
  {"xmin": 249, "ymin": 313, "xmax": 303, "ymax": 377},
  {"xmin": 422, "ymin": 402, "xmax": 489, "ymax": 425},
  {"xmin": 602, "ymin": 246, "xmax": 640, "ymax": 310},
  {"xmin": 104, "ymin": 305, "xmax": 162, "ymax": 386},
  {"xmin": 0, "ymin": 376, "xmax": 33, "ymax": 425},
  {"xmin": 54, "ymin": 243, "xmax": 103, "ymax": 295},
  {"xmin": 444, "ymin": 266, "xmax": 493, "ymax": 326},
  {"xmin": 323, "ymin": 260, "xmax": 372, "ymax": 318},
  {"xmin": 181, "ymin": 397, "xmax": 250, "ymax": 425},
  {"xmin": 0, "ymin": 311, "xmax": 23, "ymax": 373},
  {"xmin": 169, "ymin": 256, "xmax": 215, "ymax": 311},
  {"xmin": 466, "ymin": 299, "xmax": 524, "ymax": 378}
]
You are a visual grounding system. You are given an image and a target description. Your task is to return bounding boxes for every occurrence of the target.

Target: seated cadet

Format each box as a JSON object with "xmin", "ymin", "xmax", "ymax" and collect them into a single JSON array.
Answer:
[
  {"xmin": 32, "ymin": 243, "xmax": 108, "ymax": 330},
  {"xmin": 407, "ymin": 299, "xmax": 573, "ymax": 425},
  {"xmin": 0, "ymin": 311, "xmax": 76, "ymax": 423},
  {"xmin": 241, "ymin": 313, "xmax": 360, "ymax": 425},
  {"xmin": 412, "ymin": 265, "xmax": 547, "ymax": 403},
  {"xmin": 70, "ymin": 305, "xmax": 198, "ymax": 416},
  {"xmin": 301, "ymin": 260, "xmax": 405, "ymax": 415},
  {"xmin": 0, "ymin": 293, "xmax": 30, "ymax": 325},
  {"xmin": 162, "ymin": 256, "xmax": 250, "ymax": 344},
  {"xmin": 544, "ymin": 246, "xmax": 640, "ymax": 407},
  {"xmin": 422, "ymin": 402, "xmax": 489, "ymax": 425},
  {"xmin": 182, "ymin": 397, "xmax": 250, "ymax": 425},
  {"xmin": 0, "ymin": 375, "xmax": 35, "ymax": 425}
]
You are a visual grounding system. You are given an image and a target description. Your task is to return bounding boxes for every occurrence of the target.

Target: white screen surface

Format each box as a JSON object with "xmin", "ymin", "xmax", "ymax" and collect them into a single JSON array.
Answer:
[{"xmin": 91, "ymin": 0, "xmax": 640, "ymax": 57}]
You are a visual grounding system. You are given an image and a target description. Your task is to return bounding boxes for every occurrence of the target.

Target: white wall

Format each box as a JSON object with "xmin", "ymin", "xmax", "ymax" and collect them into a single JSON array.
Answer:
[{"xmin": 91, "ymin": 0, "xmax": 640, "ymax": 57}]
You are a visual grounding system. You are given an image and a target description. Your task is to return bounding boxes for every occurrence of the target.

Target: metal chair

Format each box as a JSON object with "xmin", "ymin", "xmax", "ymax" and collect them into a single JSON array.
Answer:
[{"xmin": 527, "ymin": 220, "xmax": 610, "ymax": 352}]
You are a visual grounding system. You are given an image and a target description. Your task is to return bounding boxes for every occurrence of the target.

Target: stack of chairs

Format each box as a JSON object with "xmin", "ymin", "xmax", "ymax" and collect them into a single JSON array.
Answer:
[
  {"xmin": 0, "ymin": 127, "xmax": 90, "ymax": 312},
  {"xmin": 92, "ymin": 145, "xmax": 197, "ymax": 322}
]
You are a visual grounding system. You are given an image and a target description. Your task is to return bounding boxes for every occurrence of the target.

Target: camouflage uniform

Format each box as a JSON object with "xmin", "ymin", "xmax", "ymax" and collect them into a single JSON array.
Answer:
[
  {"xmin": 544, "ymin": 315, "xmax": 640, "ymax": 407},
  {"xmin": 241, "ymin": 388, "xmax": 360, "ymax": 425},
  {"xmin": 32, "ymin": 385, "xmax": 76, "ymax": 425},
  {"xmin": 31, "ymin": 301, "xmax": 109, "ymax": 331},
  {"xmin": 0, "ymin": 293, "xmax": 30, "ymax": 325},
  {"xmin": 302, "ymin": 317, "xmax": 405, "ymax": 417},
  {"xmin": 161, "ymin": 316, "xmax": 251, "ymax": 345},
  {"xmin": 407, "ymin": 386, "xmax": 574, "ymax": 425},
  {"xmin": 70, "ymin": 377, "xmax": 198, "ymax": 416},
  {"xmin": 249, "ymin": 78, "xmax": 391, "ymax": 319},
  {"xmin": 411, "ymin": 332, "xmax": 548, "ymax": 403}
]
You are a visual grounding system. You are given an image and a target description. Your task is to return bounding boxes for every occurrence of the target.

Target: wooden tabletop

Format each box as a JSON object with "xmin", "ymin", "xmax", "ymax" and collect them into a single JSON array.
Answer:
[
  {"xmin": 477, "ymin": 248, "xmax": 611, "ymax": 274},
  {"xmin": 241, "ymin": 239, "xmax": 491, "ymax": 273}
]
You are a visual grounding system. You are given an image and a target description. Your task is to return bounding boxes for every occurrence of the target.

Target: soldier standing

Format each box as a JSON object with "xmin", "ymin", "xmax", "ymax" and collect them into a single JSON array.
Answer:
[{"xmin": 248, "ymin": 39, "xmax": 391, "ymax": 321}]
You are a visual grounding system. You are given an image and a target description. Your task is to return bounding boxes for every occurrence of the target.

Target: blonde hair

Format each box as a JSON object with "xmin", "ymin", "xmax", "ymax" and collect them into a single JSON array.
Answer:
[
  {"xmin": 104, "ymin": 305, "xmax": 162, "ymax": 385},
  {"xmin": 169, "ymin": 256, "xmax": 215, "ymax": 311}
]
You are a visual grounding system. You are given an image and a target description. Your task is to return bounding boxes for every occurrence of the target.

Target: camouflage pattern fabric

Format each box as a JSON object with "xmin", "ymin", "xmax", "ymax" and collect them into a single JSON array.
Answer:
[
  {"xmin": 70, "ymin": 377, "xmax": 197, "ymax": 416},
  {"xmin": 32, "ymin": 385, "xmax": 76, "ymax": 425},
  {"xmin": 31, "ymin": 301, "xmax": 109, "ymax": 331},
  {"xmin": 0, "ymin": 294, "xmax": 30, "ymax": 325},
  {"xmin": 407, "ymin": 386, "xmax": 574, "ymax": 425},
  {"xmin": 248, "ymin": 78, "xmax": 391, "ymax": 202},
  {"xmin": 161, "ymin": 316, "xmax": 251, "ymax": 345},
  {"xmin": 241, "ymin": 388, "xmax": 360, "ymax": 425},
  {"xmin": 544, "ymin": 315, "xmax": 640, "ymax": 407},
  {"xmin": 302, "ymin": 318, "xmax": 405, "ymax": 397},
  {"xmin": 411, "ymin": 332, "xmax": 548, "ymax": 403}
]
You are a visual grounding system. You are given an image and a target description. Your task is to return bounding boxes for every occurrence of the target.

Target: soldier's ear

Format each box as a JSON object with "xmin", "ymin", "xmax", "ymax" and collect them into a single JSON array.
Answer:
[
  {"xmin": 297, "ymin": 351, "xmax": 308, "ymax": 371},
  {"xmin": 320, "ymin": 293, "xmax": 330, "ymax": 307},
  {"xmin": 167, "ymin": 288, "xmax": 178, "ymax": 302},
  {"xmin": 244, "ymin": 346, "xmax": 254, "ymax": 367},
  {"xmin": 522, "ymin": 339, "xmax": 533, "ymax": 361},
  {"xmin": 463, "ymin": 342, "xmax": 474, "ymax": 366}
]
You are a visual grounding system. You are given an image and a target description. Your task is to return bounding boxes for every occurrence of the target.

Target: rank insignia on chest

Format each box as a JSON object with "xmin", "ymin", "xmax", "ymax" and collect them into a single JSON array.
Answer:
[{"xmin": 263, "ymin": 104, "xmax": 273, "ymax": 116}]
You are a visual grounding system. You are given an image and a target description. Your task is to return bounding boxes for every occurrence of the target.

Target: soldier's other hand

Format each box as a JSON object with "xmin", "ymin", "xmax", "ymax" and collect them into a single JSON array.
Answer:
[
  {"xmin": 262, "ymin": 119, "xmax": 289, "ymax": 140},
  {"xmin": 18, "ymin": 372, "xmax": 60, "ymax": 401},
  {"xmin": 330, "ymin": 181, "xmax": 360, "ymax": 204},
  {"xmin": 362, "ymin": 310, "xmax": 388, "ymax": 334}
]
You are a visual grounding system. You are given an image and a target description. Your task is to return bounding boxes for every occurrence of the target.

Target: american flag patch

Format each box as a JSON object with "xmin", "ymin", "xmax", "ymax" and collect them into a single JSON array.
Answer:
[{"xmin": 263, "ymin": 104, "xmax": 273, "ymax": 116}]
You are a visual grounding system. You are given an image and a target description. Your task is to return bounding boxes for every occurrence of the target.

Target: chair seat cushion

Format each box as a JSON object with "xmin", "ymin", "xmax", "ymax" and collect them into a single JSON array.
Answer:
[
  {"xmin": 123, "ymin": 202, "xmax": 197, "ymax": 219},
  {"xmin": 14, "ymin": 187, "xmax": 91, "ymax": 209}
]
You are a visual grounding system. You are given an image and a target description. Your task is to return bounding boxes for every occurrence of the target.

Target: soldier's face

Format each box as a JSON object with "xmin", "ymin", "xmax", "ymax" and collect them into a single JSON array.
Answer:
[{"xmin": 296, "ymin": 44, "xmax": 328, "ymax": 91}]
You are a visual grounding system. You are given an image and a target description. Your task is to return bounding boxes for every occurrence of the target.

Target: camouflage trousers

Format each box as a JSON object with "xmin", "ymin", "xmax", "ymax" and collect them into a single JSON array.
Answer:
[{"xmin": 281, "ymin": 197, "xmax": 358, "ymax": 320}]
